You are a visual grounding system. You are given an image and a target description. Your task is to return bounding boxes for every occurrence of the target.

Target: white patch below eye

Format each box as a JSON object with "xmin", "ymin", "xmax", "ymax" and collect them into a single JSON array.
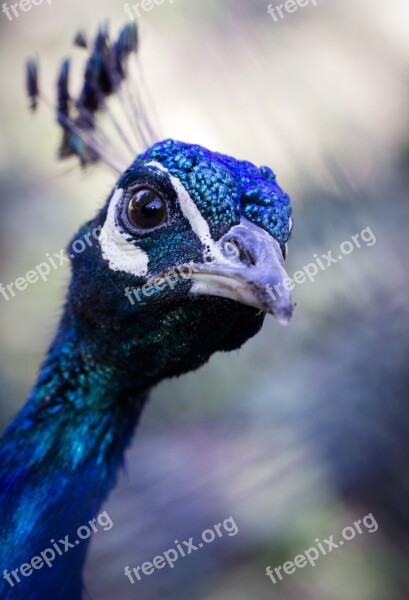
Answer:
[{"xmin": 99, "ymin": 187, "xmax": 149, "ymax": 277}]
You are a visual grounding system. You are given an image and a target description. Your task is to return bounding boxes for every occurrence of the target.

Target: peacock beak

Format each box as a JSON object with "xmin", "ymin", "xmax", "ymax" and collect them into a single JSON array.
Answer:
[{"xmin": 188, "ymin": 219, "xmax": 294, "ymax": 325}]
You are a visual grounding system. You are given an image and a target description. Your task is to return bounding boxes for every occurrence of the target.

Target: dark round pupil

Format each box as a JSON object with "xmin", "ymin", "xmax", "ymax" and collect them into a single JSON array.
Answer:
[
  {"xmin": 128, "ymin": 189, "xmax": 167, "ymax": 229},
  {"xmin": 141, "ymin": 197, "xmax": 163, "ymax": 219}
]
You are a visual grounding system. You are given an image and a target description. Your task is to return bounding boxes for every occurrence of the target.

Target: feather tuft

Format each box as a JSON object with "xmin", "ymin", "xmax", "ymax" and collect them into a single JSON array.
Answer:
[
  {"xmin": 115, "ymin": 23, "xmax": 138, "ymax": 79},
  {"xmin": 73, "ymin": 30, "xmax": 88, "ymax": 49},
  {"xmin": 26, "ymin": 22, "xmax": 157, "ymax": 173},
  {"xmin": 26, "ymin": 58, "xmax": 39, "ymax": 112}
]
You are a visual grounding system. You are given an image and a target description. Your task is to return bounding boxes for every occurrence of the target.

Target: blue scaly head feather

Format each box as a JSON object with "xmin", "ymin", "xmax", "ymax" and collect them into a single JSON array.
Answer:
[{"xmin": 1, "ymin": 23, "xmax": 294, "ymax": 600}]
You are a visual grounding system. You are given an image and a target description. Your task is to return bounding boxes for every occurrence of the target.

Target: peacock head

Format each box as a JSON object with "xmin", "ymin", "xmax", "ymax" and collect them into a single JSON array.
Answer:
[
  {"xmin": 67, "ymin": 139, "xmax": 294, "ymax": 385},
  {"xmin": 27, "ymin": 23, "xmax": 294, "ymax": 386}
]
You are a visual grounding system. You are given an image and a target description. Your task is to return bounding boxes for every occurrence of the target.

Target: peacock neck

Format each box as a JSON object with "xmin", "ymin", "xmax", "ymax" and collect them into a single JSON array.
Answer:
[{"xmin": 0, "ymin": 309, "xmax": 150, "ymax": 599}]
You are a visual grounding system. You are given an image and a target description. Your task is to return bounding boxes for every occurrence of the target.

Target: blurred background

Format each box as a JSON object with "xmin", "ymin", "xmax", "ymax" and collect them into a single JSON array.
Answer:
[{"xmin": 1, "ymin": 0, "xmax": 409, "ymax": 598}]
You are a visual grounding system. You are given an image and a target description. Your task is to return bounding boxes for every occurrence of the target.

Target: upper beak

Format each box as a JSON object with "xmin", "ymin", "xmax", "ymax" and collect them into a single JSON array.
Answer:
[{"xmin": 188, "ymin": 219, "xmax": 294, "ymax": 325}]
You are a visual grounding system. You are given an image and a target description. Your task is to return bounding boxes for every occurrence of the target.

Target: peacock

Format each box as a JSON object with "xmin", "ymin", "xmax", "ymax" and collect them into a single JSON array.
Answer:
[{"xmin": 0, "ymin": 22, "xmax": 294, "ymax": 599}]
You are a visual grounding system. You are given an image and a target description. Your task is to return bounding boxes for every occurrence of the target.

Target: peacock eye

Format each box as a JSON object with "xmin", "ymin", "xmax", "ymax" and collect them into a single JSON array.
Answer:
[{"xmin": 127, "ymin": 188, "xmax": 168, "ymax": 230}]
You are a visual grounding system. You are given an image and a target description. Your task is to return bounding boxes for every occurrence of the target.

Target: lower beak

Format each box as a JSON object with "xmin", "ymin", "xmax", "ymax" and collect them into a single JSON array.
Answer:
[{"xmin": 188, "ymin": 219, "xmax": 294, "ymax": 325}]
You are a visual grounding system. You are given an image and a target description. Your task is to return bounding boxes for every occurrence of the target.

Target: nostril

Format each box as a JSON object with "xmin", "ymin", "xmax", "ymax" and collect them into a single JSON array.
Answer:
[{"xmin": 223, "ymin": 238, "xmax": 256, "ymax": 267}]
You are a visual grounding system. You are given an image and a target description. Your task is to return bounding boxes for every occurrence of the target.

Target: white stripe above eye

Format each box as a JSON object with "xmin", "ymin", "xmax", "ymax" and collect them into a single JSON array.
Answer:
[
  {"xmin": 146, "ymin": 161, "xmax": 231, "ymax": 265},
  {"xmin": 99, "ymin": 187, "xmax": 149, "ymax": 277}
]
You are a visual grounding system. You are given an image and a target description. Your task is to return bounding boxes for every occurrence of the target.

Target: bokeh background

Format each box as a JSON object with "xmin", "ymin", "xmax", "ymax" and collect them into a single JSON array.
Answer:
[{"xmin": 1, "ymin": 0, "xmax": 409, "ymax": 598}]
